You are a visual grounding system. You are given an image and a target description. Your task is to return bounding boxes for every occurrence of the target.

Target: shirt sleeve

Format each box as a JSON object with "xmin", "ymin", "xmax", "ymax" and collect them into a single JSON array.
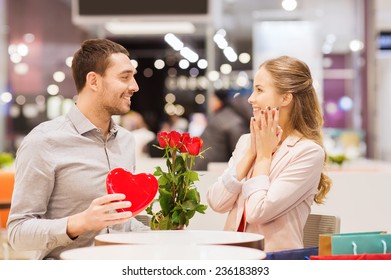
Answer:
[{"xmin": 7, "ymin": 130, "xmax": 74, "ymax": 251}]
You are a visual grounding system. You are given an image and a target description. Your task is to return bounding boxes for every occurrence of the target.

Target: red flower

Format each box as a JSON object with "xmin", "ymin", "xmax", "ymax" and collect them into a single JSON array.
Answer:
[
  {"xmin": 183, "ymin": 136, "xmax": 203, "ymax": 156},
  {"xmin": 180, "ymin": 132, "xmax": 190, "ymax": 153},
  {"xmin": 168, "ymin": 131, "xmax": 182, "ymax": 149},
  {"xmin": 157, "ymin": 132, "xmax": 169, "ymax": 148}
]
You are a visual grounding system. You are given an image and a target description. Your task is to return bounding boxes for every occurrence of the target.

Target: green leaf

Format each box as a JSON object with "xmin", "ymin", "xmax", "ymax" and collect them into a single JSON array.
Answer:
[
  {"xmin": 153, "ymin": 166, "xmax": 163, "ymax": 176},
  {"xmin": 171, "ymin": 210, "xmax": 181, "ymax": 224},
  {"xmin": 185, "ymin": 188, "xmax": 200, "ymax": 204},
  {"xmin": 175, "ymin": 156, "xmax": 186, "ymax": 172},
  {"xmin": 182, "ymin": 200, "xmax": 197, "ymax": 211},
  {"xmin": 158, "ymin": 176, "xmax": 169, "ymax": 185},
  {"xmin": 187, "ymin": 210, "xmax": 196, "ymax": 219},
  {"xmin": 188, "ymin": 170, "xmax": 199, "ymax": 182},
  {"xmin": 178, "ymin": 212, "xmax": 187, "ymax": 226},
  {"xmin": 159, "ymin": 191, "xmax": 174, "ymax": 216},
  {"xmin": 196, "ymin": 204, "xmax": 208, "ymax": 214},
  {"xmin": 165, "ymin": 158, "xmax": 172, "ymax": 170},
  {"xmin": 159, "ymin": 216, "xmax": 172, "ymax": 230}
]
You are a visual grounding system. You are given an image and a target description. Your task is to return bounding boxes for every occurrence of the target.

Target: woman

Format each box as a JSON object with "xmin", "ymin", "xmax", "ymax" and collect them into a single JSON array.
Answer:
[{"xmin": 207, "ymin": 55, "xmax": 331, "ymax": 252}]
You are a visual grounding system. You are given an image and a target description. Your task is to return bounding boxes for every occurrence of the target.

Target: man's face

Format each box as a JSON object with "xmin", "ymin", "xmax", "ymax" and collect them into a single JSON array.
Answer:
[{"xmin": 98, "ymin": 53, "xmax": 139, "ymax": 116}]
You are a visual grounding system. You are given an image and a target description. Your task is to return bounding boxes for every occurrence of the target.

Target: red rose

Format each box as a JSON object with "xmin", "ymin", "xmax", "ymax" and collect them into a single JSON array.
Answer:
[
  {"xmin": 157, "ymin": 132, "xmax": 169, "ymax": 148},
  {"xmin": 183, "ymin": 136, "xmax": 203, "ymax": 156},
  {"xmin": 180, "ymin": 132, "xmax": 190, "ymax": 153},
  {"xmin": 168, "ymin": 131, "xmax": 182, "ymax": 149}
]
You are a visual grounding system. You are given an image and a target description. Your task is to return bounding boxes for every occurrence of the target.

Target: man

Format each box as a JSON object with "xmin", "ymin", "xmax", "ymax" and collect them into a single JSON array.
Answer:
[{"xmin": 7, "ymin": 38, "xmax": 148, "ymax": 260}]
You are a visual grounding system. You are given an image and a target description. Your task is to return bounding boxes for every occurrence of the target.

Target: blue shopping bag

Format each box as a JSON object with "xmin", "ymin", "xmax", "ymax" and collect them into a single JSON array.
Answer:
[{"xmin": 266, "ymin": 246, "xmax": 318, "ymax": 260}]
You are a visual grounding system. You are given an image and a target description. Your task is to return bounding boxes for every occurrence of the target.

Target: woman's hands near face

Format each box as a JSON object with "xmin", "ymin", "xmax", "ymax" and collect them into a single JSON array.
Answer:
[
  {"xmin": 244, "ymin": 106, "xmax": 282, "ymax": 178},
  {"xmin": 252, "ymin": 107, "xmax": 282, "ymax": 159}
]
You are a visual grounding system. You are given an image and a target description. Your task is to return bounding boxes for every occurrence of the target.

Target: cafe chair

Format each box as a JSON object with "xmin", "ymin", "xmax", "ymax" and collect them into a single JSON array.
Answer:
[
  {"xmin": 266, "ymin": 214, "xmax": 340, "ymax": 260},
  {"xmin": 303, "ymin": 213, "xmax": 341, "ymax": 248}
]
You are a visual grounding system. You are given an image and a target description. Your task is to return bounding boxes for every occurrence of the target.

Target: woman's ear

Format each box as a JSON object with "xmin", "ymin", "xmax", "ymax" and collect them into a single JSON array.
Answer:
[
  {"xmin": 86, "ymin": 71, "xmax": 98, "ymax": 91},
  {"xmin": 281, "ymin": 92, "xmax": 293, "ymax": 107}
]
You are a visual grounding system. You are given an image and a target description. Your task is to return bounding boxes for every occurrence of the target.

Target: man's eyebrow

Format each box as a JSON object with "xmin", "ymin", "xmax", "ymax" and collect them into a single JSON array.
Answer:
[{"xmin": 121, "ymin": 69, "xmax": 137, "ymax": 75}]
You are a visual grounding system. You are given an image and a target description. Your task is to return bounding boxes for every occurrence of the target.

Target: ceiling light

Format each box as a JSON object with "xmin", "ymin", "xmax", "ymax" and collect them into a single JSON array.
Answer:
[
  {"xmin": 220, "ymin": 64, "xmax": 232, "ymax": 74},
  {"xmin": 213, "ymin": 33, "xmax": 228, "ymax": 49},
  {"xmin": 179, "ymin": 59, "xmax": 190, "ymax": 69},
  {"xmin": 223, "ymin": 47, "xmax": 238, "ymax": 62},
  {"xmin": 349, "ymin": 39, "xmax": 364, "ymax": 52},
  {"xmin": 154, "ymin": 59, "xmax": 165, "ymax": 70},
  {"xmin": 239, "ymin": 53, "xmax": 251, "ymax": 64},
  {"xmin": 53, "ymin": 71, "xmax": 66, "ymax": 83},
  {"xmin": 197, "ymin": 59, "xmax": 208, "ymax": 69},
  {"xmin": 164, "ymin": 33, "xmax": 184, "ymax": 51},
  {"xmin": 281, "ymin": 0, "xmax": 298, "ymax": 11},
  {"xmin": 180, "ymin": 47, "xmax": 199, "ymax": 63},
  {"xmin": 105, "ymin": 22, "xmax": 196, "ymax": 35},
  {"xmin": 0, "ymin": 92, "xmax": 12, "ymax": 104}
]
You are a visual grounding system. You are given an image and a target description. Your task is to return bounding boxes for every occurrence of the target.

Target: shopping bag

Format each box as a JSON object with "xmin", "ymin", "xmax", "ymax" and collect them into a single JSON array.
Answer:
[
  {"xmin": 266, "ymin": 246, "xmax": 318, "ymax": 260},
  {"xmin": 319, "ymin": 231, "xmax": 388, "ymax": 256},
  {"xmin": 311, "ymin": 253, "xmax": 391, "ymax": 260}
]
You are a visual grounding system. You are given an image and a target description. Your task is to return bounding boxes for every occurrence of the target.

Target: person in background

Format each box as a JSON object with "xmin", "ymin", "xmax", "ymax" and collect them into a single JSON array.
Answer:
[
  {"xmin": 120, "ymin": 111, "xmax": 155, "ymax": 157},
  {"xmin": 7, "ymin": 38, "xmax": 148, "ymax": 260},
  {"xmin": 207, "ymin": 56, "xmax": 331, "ymax": 252},
  {"xmin": 193, "ymin": 90, "xmax": 251, "ymax": 170}
]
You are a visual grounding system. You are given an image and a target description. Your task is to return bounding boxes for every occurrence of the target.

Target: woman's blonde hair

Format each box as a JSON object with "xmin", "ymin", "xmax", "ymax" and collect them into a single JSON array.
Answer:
[{"xmin": 261, "ymin": 55, "xmax": 331, "ymax": 204}]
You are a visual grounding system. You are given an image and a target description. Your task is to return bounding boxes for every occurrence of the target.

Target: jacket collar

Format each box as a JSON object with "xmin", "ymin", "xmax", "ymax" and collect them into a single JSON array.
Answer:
[{"xmin": 271, "ymin": 132, "xmax": 303, "ymax": 169}]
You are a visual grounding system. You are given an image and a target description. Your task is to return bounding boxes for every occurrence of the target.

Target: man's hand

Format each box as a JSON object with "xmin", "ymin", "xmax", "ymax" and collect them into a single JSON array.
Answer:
[{"xmin": 66, "ymin": 193, "xmax": 133, "ymax": 239}]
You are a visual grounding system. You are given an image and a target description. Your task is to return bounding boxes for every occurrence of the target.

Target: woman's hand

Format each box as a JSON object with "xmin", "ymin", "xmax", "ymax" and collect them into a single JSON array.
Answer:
[
  {"xmin": 252, "ymin": 107, "xmax": 282, "ymax": 176},
  {"xmin": 255, "ymin": 107, "xmax": 282, "ymax": 159},
  {"xmin": 66, "ymin": 193, "xmax": 133, "ymax": 239},
  {"xmin": 236, "ymin": 117, "xmax": 258, "ymax": 180}
]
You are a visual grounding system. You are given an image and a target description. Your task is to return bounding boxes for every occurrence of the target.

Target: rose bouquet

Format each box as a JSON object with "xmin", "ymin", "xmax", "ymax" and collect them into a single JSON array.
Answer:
[{"xmin": 146, "ymin": 131, "xmax": 208, "ymax": 230}]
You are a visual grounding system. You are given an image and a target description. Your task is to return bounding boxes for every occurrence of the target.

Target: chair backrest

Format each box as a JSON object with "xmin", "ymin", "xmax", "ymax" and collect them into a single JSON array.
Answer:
[
  {"xmin": 303, "ymin": 213, "xmax": 340, "ymax": 248},
  {"xmin": 134, "ymin": 214, "xmax": 151, "ymax": 227}
]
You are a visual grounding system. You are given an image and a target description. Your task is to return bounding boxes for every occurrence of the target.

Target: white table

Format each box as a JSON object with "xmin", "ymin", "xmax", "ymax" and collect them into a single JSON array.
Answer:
[
  {"xmin": 95, "ymin": 230, "xmax": 264, "ymax": 250},
  {"xmin": 60, "ymin": 244, "xmax": 266, "ymax": 260}
]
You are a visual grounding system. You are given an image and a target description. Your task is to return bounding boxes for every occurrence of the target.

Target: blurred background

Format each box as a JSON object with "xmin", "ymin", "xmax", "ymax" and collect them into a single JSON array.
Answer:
[{"xmin": 1, "ymin": 0, "xmax": 391, "ymax": 162}]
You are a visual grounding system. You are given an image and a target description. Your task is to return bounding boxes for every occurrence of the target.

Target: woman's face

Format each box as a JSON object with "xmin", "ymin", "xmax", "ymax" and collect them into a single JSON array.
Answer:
[{"xmin": 248, "ymin": 66, "xmax": 283, "ymax": 121}]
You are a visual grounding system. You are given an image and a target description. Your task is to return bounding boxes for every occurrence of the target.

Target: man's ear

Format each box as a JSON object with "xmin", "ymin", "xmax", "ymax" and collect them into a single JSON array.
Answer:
[
  {"xmin": 281, "ymin": 92, "xmax": 293, "ymax": 106},
  {"xmin": 86, "ymin": 71, "xmax": 98, "ymax": 91}
]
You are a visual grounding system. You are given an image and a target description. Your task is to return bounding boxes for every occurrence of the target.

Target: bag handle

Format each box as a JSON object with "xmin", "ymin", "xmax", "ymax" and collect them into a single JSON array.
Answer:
[{"xmin": 352, "ymin": 240, "xmax": 387, "ymax": 255}]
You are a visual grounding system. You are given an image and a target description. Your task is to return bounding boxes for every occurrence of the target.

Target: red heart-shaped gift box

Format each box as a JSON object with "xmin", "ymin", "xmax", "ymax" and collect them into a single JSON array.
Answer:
[{"xmin": 106, "ymin": 167, "xmax": 158, "ymax": 216}]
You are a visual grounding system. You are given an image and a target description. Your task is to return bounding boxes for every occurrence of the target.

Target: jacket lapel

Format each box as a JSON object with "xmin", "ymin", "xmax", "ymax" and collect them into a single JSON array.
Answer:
[{"xmin": 270, "ymin": 134, "xmax": 303, "ymax": 174}]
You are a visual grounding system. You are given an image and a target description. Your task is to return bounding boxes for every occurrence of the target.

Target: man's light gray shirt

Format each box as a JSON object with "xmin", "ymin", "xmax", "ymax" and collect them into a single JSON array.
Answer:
[{"xmin": 7, "ymin": 104, "xmax": 148, "ymax": 259}]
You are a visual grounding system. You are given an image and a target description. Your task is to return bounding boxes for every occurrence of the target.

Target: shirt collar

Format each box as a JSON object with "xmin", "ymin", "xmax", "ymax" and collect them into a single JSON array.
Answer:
[
  {"xmin": 67, "ymin": 103, "xmax": 119, "ymax": 136},
  {"xmin": 109, "ymin": 120, "xmax": 119, "ymax": 137}
]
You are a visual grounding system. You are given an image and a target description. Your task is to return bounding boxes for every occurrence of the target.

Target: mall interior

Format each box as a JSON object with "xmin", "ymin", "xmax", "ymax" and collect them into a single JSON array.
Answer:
[
  {"xmin": 1, "ymin": 0, "xmax": 391, "ymax": 260},
  {"xmin": 1, "ymin": 0, "xmax": 391, "ymax": 160}
]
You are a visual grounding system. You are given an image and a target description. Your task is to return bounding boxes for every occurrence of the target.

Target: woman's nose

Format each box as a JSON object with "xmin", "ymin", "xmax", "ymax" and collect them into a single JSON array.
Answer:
[{"xmin": 248, "ymin": 92, "xmax": 254, "ymax": 104}]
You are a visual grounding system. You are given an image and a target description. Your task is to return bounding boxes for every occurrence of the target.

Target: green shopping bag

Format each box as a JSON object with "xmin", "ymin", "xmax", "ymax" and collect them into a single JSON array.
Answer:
[{"xmin": 319, "ymin": 231, "xmax": 387, "ymax": 256}]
